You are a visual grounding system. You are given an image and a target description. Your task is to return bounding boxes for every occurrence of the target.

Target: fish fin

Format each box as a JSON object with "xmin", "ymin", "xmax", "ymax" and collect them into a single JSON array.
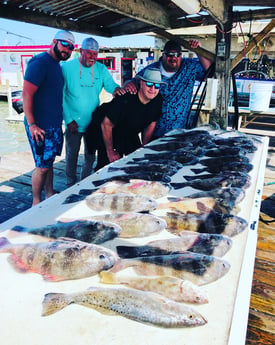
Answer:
[
  {"xmin": 42, "ymin": 274, "xmax": 65, "ymax": 282},
  {"xmin": 42, "ymin": 293, "xmax": 69, "ymax": 316},
  {"xmin": 191, "ymin": 168, "xmax": 205, "ymax": 174},
  {"xmin": 7, "ymin": 254, "xmax": 32, "ymax": 273},
  {"xmin": 197, "ymin": 202, "xmax": 212, "ymax": 213},
  {"xmin": 99, "ymin": 271, "xmax": 119, "ymax": 284},
  {"xmin": 0, "ymin": 237, "xmax": 11, "ymax": 251},
  {"xmin": 107, "ymin": 166, "xmax": 120, "ymax": 172},
  {"xmin": 79, "ymin": 188, "xmax": 97, "ymax": 195},
  {"xmin": 11, "ymin": 225, "xmax": 28, "ymax": 232},
  {"xmin": 62, "ymin": 194, "xmax": 85, "ymax": 204},
  {"xmin": 167, "ymin": 196, "xmax": 182, "ymax": 202}
]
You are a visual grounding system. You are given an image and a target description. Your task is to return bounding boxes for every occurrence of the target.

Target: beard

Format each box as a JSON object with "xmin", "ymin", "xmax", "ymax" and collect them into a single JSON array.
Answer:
[{"xmin": 53, "ymin": 43, "xmax": 70, "ymax": 61}]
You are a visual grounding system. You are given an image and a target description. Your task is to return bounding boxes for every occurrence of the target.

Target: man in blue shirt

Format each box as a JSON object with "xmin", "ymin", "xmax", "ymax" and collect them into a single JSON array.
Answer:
[
  {"xmin": 125, "ymin": 40, "xmax": 211, "ymax": 138},
  {"xmin": 23, "ymin": 30, "xmax": 75, "ymax": 206}
]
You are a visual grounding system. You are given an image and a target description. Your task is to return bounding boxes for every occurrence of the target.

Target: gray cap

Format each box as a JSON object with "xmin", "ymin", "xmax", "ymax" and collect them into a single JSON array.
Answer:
[
  {"xmin": 81, "ymin": 37, "xmax": 99, "ymax": 51},
  {"xmin": 54, "ymin": 30, "xmax": 75, "ymax": 45},
  {"xmin": 137, "ymin": 68, "xmax": 166, "ymax": 85}
]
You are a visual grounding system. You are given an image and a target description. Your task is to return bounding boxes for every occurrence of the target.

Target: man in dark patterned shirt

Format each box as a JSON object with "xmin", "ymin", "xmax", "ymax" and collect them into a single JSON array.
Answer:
[{"xmin": 124, "ymin": 40, "xmax": 211, "ymax": 138}]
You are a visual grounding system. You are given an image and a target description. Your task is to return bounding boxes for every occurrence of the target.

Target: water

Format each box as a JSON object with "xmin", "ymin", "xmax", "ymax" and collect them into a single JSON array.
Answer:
[{"xmin": 0, "ymin": 100, "xmax": 29, "ymax": 155}]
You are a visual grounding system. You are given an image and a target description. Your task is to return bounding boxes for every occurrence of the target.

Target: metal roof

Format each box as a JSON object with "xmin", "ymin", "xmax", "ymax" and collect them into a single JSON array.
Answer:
[{"xmin": 1, "ymin": 1, "xmax": 274, "ymax": 39}]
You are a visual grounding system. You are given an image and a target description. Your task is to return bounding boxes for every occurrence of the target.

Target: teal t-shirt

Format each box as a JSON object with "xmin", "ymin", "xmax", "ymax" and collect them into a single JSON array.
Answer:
[{"xmin": 62, "ymin": 58, "xmax": 119, "ymax": 132}]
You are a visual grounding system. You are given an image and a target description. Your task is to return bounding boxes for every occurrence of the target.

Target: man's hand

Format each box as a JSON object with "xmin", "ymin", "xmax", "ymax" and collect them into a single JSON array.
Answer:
[
  {"xmin": 67, "ymin": 120, "xmax": 78, "ymax": 133},
  {"xmin": 123, "ymin": 80, "xmax": 138, "ymax": 94},
  {"xmin": 112, "ymin": 87, "xmax": 127, "ymax": 97},
  {"xmin": 189, "ymin": 39, "xmax": 201, "ymax": 49}
]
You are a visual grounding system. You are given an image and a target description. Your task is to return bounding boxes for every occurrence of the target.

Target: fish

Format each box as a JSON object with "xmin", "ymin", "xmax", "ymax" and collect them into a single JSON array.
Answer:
[
  {"xmin": 108, "ymin": 163, "xmax": 179, "ymax": 175},
  {"xmin": 186, "ymin": 187, "xmax": 246, "ymax": 214},
  {"xmin": 183, "ymin": 170, "xmax": 249, "ymax": 182},
  {"xmin": 86, "ymin": 212, "xmax": 167, "ymax": 238},
  {"xmin": 127, "ymin": 159, "xmax": 184, "ymax": 171},
  {"xmin": 171, "ymin": 173, "xmax": 251, "ymax": 191},
  {"xmin": 86, "ymin": 193, "xmax": 158, "ymax": 212},
  {"xmin": 160, "ymin": 211, "xmax": 247, "ymax": 237},
  {"xmin": 42, "ymin": 287, "xmax": 207, "ymax": 327},
  {"xmin": 0, "ymin": 237, "xmax": 118, "ymax": 281},
  {"xmin": 204, "ymin": 145, "xmax": 247, "ymax": 157},
  {"xmin": 94, "ymin": 179, "xmax": 171, "ymax": 199},
  {"xmin": 62, "ymin": 180, "xmax": 171, "ymax": 204},
  {"xmin": 156, "ymin": 196, "xmax": 217, "ymax": 214},
  {"xmin": 132, "ymin": 149, "xmax": 199, "ymax": 165},
  {"xmin": 12, "ymin": 219, "xmax": 121, "ymax": 244},
  {"xmin": 199, "ymin": 154, "xmax": 250, "ymax": 167},
  {"xmin": 116, "ymin": 232, "xmax": 232, "ymax": 257},
  {"xmin": 191, "ymin": 161, "xmax": 253, "ymax": 175},
  {"xmin": 100, "ymin": 272, "xmax": 209, "ymax": 304},
  {"xmin": 92, "ymin": 172, "xmax": 171, "ymax": 187},
  {"xmin": 144, "ymin": 141, "xmax": 194, "ymax": 152},
  {"xmin": 109, "ymin": 252, "xmax": 230, "ymax": 285},
  {"xmin": 213, "ymin": 136, "xmax": 258, "ymax": 152}
]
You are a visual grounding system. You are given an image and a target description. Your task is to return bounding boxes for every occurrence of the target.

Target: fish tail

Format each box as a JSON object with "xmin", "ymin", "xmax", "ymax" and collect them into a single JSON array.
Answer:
[
  {"xmin": 0, "ymin": 237, "xmax": 10, "ymax": 252},
  {"xmin": 99, "ymin": 271, "xmax": 119, "ymax": 284},
  {"xmin": 170, "ymin": 182, "xmax": 188, "ymax": 190},
  {"xmin": 42, "ymin": 293, "xmax": 70, "ymax": 316},
  {"xmin": 191, "ymin": 168, "xmax": 205, "ymax": 174},
  {"xmin": 11, "ymin": 225, "xmax": 27, "ymax": 232}
]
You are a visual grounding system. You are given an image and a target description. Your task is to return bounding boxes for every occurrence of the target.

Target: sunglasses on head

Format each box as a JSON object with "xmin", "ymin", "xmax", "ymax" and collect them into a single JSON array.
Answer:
[
  {"xmin": 165, "ymin": 52, "xmax": 181, "ymax": 58},
  {"xmin": 58, "ymin": 40, "xmax": 74, "ymax": 51},
  {"xmin": 145, "ymin": 81, "xmax": 161, "ymax": 89}
]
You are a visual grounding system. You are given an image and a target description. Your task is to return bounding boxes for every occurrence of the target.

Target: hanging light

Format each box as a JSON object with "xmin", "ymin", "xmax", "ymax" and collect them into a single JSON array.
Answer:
[{"xmin": 172, "ymin": 0, "xmax": 201, "ymax": 15}]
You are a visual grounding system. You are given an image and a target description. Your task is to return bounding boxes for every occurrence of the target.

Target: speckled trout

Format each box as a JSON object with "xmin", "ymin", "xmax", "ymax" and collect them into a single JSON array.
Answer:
[
  {"xmin": 0, "ymin": 237, "xmax": 118, "ymax": 281},
  {"xmin": 100, "ymin": 272, "xmax": 209, "ymax": 304},
  {"xmin": 86, "ymin": 193, "xmax": 158, "ymax": 212},
  {"xmin": 109, "ymin": 252, "xmax": 230, "ymax": 285},
  {"xmin": 42, "ymin": 287, "xmax": 207, "ymax": 327}
]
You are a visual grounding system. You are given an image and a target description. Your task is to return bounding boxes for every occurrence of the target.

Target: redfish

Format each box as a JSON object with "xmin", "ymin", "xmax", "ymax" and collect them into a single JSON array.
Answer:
[
  {"xmin": 100, "ymin": 272, "xmax": 208, "ymax": 304},
  {"xmin": 0, "ymin": 237, "xmax": 118, "ymax": 281},
  {"xmin": 86, "ymin": 193, "xmax": 158, "ymax": 212},
  {"xmin": 42, "ymin": 287, "xmax": 207, "ymax": 327}
]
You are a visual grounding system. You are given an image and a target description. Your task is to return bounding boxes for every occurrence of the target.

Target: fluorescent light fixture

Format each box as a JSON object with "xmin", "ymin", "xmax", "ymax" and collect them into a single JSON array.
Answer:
[{"xmin": 172, "ymin": 0, "xmax": 201, "ymax": 15}]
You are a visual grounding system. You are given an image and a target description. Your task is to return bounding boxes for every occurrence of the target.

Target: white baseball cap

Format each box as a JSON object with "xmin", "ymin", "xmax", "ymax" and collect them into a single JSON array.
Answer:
[
  {"xmin": 81, "ymin": 37, "xmax": 99, "ymax": 51},
  {"xmin": 54, "ymin": 30, "xmax": 75, "ymax": 45}
]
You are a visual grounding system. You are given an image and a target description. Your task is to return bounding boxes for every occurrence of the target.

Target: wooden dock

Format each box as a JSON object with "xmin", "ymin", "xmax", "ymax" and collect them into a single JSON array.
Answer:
[{"xmin": 0, "ymin": 140, "xmax": 274, "ymax": 344}]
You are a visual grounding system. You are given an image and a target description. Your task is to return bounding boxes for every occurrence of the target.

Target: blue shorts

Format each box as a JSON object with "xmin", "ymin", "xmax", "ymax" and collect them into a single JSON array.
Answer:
[{"xmin": 25, "ymin": 122, "xmax": 64, "ymax": 168}]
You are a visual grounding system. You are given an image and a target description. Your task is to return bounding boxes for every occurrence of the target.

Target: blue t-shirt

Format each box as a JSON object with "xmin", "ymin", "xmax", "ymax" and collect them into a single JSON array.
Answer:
[
  {"xmin": 24, "ymin": 52, "xmax": 64, "ymax": 129},
  {"xmin": 137, "ymin": 58, "xmax": 205, "ymax": 137}
]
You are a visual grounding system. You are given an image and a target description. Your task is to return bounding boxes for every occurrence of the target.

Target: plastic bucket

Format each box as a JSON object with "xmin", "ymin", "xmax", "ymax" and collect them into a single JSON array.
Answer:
[{"xmin": 249, "ymin": 81, "xmax": 273, "ymax": 112}]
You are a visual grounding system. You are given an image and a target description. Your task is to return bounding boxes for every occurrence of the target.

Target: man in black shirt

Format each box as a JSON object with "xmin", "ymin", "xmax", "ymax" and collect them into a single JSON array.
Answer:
[{"xmin": 87, "ymin": 68, "xmax": 165, "ymax": 170}]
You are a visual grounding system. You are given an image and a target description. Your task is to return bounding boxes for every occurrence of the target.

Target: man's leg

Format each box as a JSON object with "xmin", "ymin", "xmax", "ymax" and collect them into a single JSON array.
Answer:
[
  {"xmin": 44, "ymin": 167, "xmax": 54, "ymax": 199},
  {"xmin": 81, "ymin": 135, "xmax": 96, "ymax": 180},
  {"xmin": 31, "ymin": 167, "xmax": 50, "ymax": 206},
  {"xmin": 65, "ymin": 130, "xmax": 82, "ymax": 187}
]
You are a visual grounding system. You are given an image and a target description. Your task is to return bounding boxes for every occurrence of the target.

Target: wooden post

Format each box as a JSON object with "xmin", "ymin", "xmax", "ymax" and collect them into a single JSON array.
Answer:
[{"xmin": 210, "ymin": 9, "xmax": 233, "ymax": 129}]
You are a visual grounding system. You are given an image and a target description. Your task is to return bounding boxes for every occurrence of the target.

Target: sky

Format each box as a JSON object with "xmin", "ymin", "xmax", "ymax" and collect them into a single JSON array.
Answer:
[{"xmin": 0, "ymin": 18, "xmax": 155, "ymax": 48}]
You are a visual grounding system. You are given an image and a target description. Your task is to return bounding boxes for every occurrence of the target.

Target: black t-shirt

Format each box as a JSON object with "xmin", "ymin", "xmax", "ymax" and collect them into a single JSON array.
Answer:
[{"xmin": 107, "ymin": 93, "xmax": 162, "ymax": 154}]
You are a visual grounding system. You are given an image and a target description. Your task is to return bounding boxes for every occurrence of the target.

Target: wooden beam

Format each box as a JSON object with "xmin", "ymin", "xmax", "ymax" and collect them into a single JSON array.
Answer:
[
  {"xmin": 155, "ymin": 29, "xmax": 215, "ymax": 62},
  {"xmin": 86, "ymin": 0, "xmax": 171, "ymax": 29},
  {"xmin": 0, "ymin": 4, "xmax": 112, "ymax": 37},
  {"xmin": 200, "ymin": 0, "xmax": 226, "ymax": 24},
  {"xmin": 231, "ymin": 19, "xmax": 275, "ymax": 70}
]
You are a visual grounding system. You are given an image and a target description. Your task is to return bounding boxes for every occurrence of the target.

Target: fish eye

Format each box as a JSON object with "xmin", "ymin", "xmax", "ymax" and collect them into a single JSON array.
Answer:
[
  {"xmin": 99, "ymin": 254, "xmax": 106, "ymax": 260},
  {"xmin": 188, "ymin": 313, "xmax": 194, "ymax": 319}
]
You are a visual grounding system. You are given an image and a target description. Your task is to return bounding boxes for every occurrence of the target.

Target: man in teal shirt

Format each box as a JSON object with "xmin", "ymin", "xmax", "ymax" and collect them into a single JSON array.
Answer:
[{"xmin": 62, "ymin": 37, "xmax": 125, "ymax": 187}]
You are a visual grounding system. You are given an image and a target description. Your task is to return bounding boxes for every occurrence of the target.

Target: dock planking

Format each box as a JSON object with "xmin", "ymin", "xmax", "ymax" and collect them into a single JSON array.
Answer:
[{"xmin": 0, "ymin": 143, "xmax": 274, "ymax": 345}]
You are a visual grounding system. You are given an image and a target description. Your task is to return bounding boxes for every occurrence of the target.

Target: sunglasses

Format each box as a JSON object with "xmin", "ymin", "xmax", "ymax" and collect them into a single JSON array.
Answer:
[
  {"xmin": 145, "ymin": 81, "xmax": 161, "ymax": 89},
  {"xmin": 58, "ymin": 40, "xmax": 74, "ymax": 51},
  {"xmin": 164, "ymin": 52, "xmax": 182, "ymax": 58}
]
